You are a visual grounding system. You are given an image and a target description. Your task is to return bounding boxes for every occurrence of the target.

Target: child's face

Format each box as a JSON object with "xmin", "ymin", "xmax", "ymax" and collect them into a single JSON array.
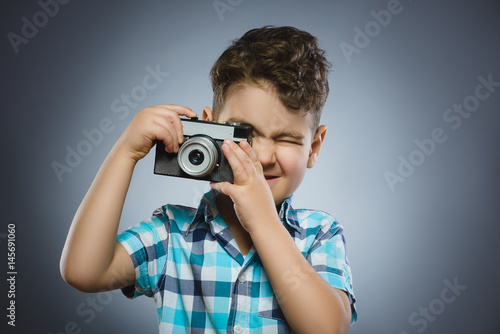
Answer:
[{"xmin": 216, "ymin": 84, "xmax": 325, "ymax": 206}]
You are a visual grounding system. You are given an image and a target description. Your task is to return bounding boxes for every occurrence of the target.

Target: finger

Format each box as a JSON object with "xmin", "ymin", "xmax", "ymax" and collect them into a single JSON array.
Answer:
[
  {"xmin": 209, "ymin": 181, "xmax": 233, "ymax": 197},
  {"xmin": 149, "ymin": 111, "xmax": 185, "ymax": 152},
  {"xmin": 156, "ymin": 104, "xmax": 198, "ymax": 118},
  {"xmin": 226, "ymin": 139, "xmax": 257, "ymax": 178},
  {"xmin": 222, "ymin": 139, "xmax": 249, "ymax": 183},
  {"xmin": 150, "ymin": 120, "xmax": 178, "ymax": 153},
  {"xmin": 151, "ymin": 110, "xmax": 186, "ymax": 151},
  {"xmin": 152, "ymin": 107, "xmax": 186, "ymax": 145},
  {"xmin": 239, "ymin": 140, "xmax": 263, "ymax": 175}
]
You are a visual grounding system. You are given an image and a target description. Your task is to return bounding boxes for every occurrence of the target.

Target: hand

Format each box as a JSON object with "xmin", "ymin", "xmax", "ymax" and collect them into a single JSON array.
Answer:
[
  {"xmin": 210, "ymin": 139, "xmax": 280, "ymax": 234},
  {"xmin": 115, "ymin": 105, "xmax": 197, "ymax": 163}
]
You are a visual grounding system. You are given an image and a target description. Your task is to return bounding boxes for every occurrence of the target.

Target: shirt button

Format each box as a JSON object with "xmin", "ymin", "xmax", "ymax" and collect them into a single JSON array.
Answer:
[
  {"xmin": 234, "ymin": 324, "xmax": 243, "ymax": 334},
  {"xmin": 238, "ymin": 273, "xmax": 247, "ymax": 283}
]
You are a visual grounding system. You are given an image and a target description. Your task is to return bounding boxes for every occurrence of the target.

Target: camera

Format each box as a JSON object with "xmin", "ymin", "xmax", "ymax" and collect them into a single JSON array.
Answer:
[{"xmin": 154, "ymin": 117, "xmax": 252, "ymax": 183}]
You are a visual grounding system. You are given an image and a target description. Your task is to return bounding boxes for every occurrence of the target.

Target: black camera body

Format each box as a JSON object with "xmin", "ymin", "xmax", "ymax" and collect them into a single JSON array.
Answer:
[{"xmin": 154, "ymin": 117, "xmax": 252, "ymax": 183}]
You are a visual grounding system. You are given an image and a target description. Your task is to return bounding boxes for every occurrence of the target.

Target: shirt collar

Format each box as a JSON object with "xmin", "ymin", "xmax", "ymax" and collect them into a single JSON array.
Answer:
[
  {"xmin": 185, "ymin": 189, "xmax": 301, "ymax": 235},
  {"xmin": 278, "ymin": 195, "xmax": 301, "ymax": 233},
  {"xmin": 185, "ymin": 189, "xmax": 220, "ymax": 235}
]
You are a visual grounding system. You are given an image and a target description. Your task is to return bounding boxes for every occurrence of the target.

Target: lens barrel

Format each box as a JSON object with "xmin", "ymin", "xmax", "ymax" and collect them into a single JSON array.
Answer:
[{"xmin": 177, "ymin": 136, "xmax": 218, "ymax": 177}]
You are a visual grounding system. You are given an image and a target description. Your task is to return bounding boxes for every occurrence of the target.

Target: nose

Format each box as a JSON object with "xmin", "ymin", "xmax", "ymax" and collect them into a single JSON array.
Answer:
[{"xmin": 252, "ymin": 138, "xmax": 276, "ymax": 166}]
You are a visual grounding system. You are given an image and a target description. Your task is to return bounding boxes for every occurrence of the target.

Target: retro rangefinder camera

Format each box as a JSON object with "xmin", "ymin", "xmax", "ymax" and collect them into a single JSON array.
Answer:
[{"xmin": 154, "ymin": 117, "xmax": 252, "ymax": 183}]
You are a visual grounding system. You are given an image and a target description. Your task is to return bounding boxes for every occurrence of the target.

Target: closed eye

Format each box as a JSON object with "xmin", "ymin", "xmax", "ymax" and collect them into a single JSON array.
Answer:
[
  {"xmin": 273, "ymin": 131, "xmax": 304, "ymax": 143},
  {"xmin": 277, "ymin": 138, "xmax": 303, "ymax": 145}
]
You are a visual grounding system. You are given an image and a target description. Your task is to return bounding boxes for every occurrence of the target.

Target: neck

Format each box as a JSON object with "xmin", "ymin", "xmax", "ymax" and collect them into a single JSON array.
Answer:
[
  {"xmin": 215, "ymin": 192, "xmax": 283, "ymax": 226},
  {"xmin": 216, "ymin": 193, "xmax": 253, "ymax": 254},
  {"xmin": 216, "ymin": 194, "xmax": 237, "ymax": 225}
]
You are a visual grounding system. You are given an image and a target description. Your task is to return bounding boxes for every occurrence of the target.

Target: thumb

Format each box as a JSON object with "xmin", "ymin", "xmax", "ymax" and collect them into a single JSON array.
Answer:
[{"xmin": 209, "ymin": 181, "xmax": 232, "ymax": 196}]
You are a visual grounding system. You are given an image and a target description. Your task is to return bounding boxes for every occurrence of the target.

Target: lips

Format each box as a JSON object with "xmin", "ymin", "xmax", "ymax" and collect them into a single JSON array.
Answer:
[{"xmin": 264, "ymin": 175, "xmax": 280, "ymax": 185}]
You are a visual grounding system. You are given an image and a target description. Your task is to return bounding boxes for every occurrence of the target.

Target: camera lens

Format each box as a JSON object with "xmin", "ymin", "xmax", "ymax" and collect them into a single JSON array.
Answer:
[
  {"xmin": 177, "ymin": 136, "xmax": 219, "ymax": 177},
  {"xmin": 188, "ymin": 149, "xmax": 204, "ymax": 165}
]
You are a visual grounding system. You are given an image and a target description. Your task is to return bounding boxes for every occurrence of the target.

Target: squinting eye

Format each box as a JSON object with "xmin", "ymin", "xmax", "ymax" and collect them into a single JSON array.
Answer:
[{"xmin": 279, "ymin": 139, "xmax": 302, "ymax": 145}]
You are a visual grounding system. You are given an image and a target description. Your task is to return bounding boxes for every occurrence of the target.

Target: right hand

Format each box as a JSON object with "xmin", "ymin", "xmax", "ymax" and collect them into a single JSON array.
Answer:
[{"xmin": 115, "ymin": 104, "xmax": 198, "ymax": 163}]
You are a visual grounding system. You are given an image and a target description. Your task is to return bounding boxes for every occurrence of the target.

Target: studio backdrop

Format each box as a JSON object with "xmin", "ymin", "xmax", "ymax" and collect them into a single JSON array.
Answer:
[{"xmin": 1, "ymin": 0, "xmax": 499, "ymax": 333}]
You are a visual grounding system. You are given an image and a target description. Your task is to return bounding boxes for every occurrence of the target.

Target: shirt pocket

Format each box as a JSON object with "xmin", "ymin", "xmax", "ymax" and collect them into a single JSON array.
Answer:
[{"xmin": 257, "ymin": 280, "xmax": 287, "ymax": 323}]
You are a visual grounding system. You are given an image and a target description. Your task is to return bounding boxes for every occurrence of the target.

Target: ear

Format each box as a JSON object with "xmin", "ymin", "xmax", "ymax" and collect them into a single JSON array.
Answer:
[
  {"xmin": 307, "ymin": 125, "xmax": 327, "ymax": 168},
  {"xmin": 202, "ymin": 107, "xmax": 214, "ymax": 121}
]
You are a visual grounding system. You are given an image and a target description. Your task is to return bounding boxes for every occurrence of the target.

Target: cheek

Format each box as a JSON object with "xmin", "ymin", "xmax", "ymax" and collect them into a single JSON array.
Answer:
[{"xmin": 276, "ymin": 148, "xmax": 309, "ymax": 182}]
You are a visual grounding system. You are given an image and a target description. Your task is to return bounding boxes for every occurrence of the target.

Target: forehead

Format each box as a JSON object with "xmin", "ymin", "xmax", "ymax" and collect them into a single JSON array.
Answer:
[{"xmin": 218, "ymin": 84, "xmax": 314, "ymax": 137}]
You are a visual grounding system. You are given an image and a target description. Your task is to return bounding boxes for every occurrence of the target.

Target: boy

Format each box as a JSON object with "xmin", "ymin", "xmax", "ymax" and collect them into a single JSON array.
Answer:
[{"xmin": 60, "ymin": 26, "xmax": 357, "ymax": 333}]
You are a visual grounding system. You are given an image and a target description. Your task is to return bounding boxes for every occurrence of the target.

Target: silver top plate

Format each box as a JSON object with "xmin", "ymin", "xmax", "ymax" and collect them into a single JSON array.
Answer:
[{"xmin": 181, "ymin": 120, "xmax": 247, "ymax": 141}]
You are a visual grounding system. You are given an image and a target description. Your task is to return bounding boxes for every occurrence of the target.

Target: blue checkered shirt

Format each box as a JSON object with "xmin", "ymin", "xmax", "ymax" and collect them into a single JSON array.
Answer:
[{"xmin": 117, "ymin": 190, "xmax": 357, "ymax": 333}]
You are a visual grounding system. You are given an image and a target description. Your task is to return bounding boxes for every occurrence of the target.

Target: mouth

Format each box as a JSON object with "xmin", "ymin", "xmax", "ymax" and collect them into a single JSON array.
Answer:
[{"xmin": 264, "ymin": 175, "xmax": 280, "ymax": 184}]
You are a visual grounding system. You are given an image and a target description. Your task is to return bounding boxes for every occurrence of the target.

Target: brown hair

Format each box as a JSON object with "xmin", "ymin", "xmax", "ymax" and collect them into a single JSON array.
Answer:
[{"xmin": 210, "ymin": 25, "xmax": 332, "ymax": 129}]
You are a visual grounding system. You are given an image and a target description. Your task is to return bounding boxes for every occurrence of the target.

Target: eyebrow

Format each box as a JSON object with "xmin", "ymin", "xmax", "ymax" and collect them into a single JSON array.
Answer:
[{"xmin": 226, "ymin": 117, "xmax": 305, "ymax": 141}]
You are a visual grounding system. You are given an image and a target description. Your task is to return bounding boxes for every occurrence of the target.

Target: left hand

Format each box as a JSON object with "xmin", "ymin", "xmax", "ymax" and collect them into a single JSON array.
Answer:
[{"xmin": 210, "ymin": 139, "xmax": 279, "ymax": 233}]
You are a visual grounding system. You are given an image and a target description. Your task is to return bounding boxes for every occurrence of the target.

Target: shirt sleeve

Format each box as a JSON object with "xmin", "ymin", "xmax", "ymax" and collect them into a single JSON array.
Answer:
[
  {"xmin": 306, "ymin": 223, "xmax": 358, "ymax": 323},
  {"xmin": 116, "ymin": 208, "xmax": 170, "ymax": 299}
]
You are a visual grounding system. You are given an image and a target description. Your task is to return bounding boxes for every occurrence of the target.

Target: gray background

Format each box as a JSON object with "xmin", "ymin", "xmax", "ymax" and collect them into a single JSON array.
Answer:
[{"xmin": 2, "ymin": 0, "xmax": 500, "ymax": 333}]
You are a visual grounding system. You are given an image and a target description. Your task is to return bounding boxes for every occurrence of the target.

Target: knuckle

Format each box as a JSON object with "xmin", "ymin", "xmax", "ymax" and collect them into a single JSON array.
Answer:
[{"xmin": 234, "ymin": 167, "xmax": 245, "ymax": 175}]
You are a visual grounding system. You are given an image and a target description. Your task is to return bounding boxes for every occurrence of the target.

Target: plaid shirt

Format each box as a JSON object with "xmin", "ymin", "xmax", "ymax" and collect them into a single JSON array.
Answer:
[{"xmin": 117, "ymin": 190, "xmax": 357, "ymax": 333}]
